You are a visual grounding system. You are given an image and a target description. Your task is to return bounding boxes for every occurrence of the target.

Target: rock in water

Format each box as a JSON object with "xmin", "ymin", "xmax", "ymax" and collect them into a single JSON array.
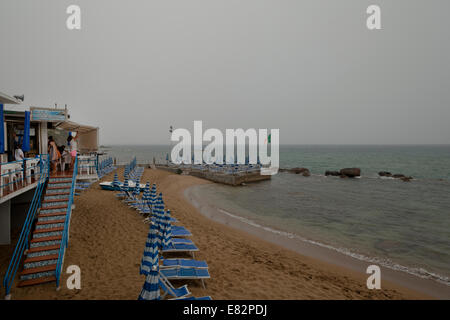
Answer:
[
  {"xmin": 289, "ymin": 167, "xmax": 310, "ymax": 175},
  {"xmin": 378, "ymin": 171, "xmax": 392, "ymax": 177},
  {"xmin": 339, "ymin": 168, "xmax": 361, "ymax": 178},
  {"xmin": 325, "ymin": 170, "xmax": 340, "ymax": 176}
]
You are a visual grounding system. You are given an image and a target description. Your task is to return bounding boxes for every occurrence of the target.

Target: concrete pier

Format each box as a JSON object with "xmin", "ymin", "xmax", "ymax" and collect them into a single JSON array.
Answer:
[{"xmin": 156, "ymin": 165, "xmax": 271, "ymax": 186}]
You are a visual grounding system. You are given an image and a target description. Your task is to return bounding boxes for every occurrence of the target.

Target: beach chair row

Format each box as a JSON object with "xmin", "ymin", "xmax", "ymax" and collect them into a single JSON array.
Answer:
[{"xmin": 113, "ymin": 176, "xmax": 211, "ymax": 300}]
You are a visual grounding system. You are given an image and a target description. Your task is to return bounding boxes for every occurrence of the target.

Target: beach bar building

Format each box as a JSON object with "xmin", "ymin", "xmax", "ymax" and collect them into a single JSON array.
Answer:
[{"xmin": 0, "ymin": 91, "xmax": 99, "ymax": 245}]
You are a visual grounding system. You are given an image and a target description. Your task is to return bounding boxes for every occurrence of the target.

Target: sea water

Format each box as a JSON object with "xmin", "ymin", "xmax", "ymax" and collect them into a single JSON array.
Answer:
[{"xmin": 104, "ymin": 144, "xmax": 450, "ymax": 285}]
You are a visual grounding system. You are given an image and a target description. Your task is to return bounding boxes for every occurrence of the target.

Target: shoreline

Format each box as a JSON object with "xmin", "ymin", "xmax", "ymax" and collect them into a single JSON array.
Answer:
[
  {"xmin": 185, "ymin": 183, "xmax": 450, "ymax": 300},
  {"xmin": 2, "ymin": 168, "xmax": 443, "ymax": 300}
]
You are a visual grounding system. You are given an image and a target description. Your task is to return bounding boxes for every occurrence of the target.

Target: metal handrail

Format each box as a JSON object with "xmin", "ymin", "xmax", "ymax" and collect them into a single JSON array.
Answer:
[
  {"xmin": 2, "ymin": 154, "xmax": 50, "ymax": 299},
  {"xmin": 55, "ymin": 156, "xmax": 78, "ymax": 288}
]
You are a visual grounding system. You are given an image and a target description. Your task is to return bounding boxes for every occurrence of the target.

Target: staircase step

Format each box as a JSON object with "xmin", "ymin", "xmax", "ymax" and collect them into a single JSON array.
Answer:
[
  {"xmin": 30, "ymin": 235, "xmax": 62, "ymax": 243},
  {"xmin": 48, "ymin": 179, "xmax": 71, "ymax": 183},
  {"xmin": 45, "ymin": 192, "xmax": 70, "ymax": 197},
  {"xmin": 24, "ymin": 259, "xmax": 59, "ymax": 269},
  {"xmin": 41, "ymin": 203, "xmax": 67, "ymax": 210},
  {"xmin": 49, "ymin": 177, "xmax": 72, "ymax": 182},
  {"xmin": 27, "ymin": 244, "xmax": 60, "ymax": 253},
  {"xmin": 36, "ymin": 223, "xmax": 64, "ymax": 230},
  {"xmin": 38, "ymin": 211, "xmax": 66, "ymax": 218},
  {"xmin": 47, "ymin": 186, "xmax": 71, "ymax": 191},
  {"xmin": 20, "ymin": 270, "xmax": 56, "ymax": 282},
  {"xmin": 33, "ymin": 231, "xmax": 62, "ymax": 239},
  {"xmin": 41, "ymin": 204, "xmax": 68, "ymax": 210},
  {"xmin": 24, "ymin": 254, "xmax": 59, "ymax": 264},
  {"xmin": 37, "ymin": 217, "xmax": 66, "ymax": 224},
  {"xmin": 20, "ymin": 264, "xmax": 56, "ymax": 276},
  {"xmin": 27, "ymin": 249, "xmax": 60, "ymax": 258},
  {"xmin": 34, "ymin": 226, "xmax": 64, "ymax": 234},
  {"xmin": 30, "ymin": 240, "xmax": 61, "ymax": 249},
  {"xmin": 36, "ymin": 219, "xmax": 65, "ymax": 225},
  {"xmin": 17, "ymin": 276, "xmax": 56, "ymax": 287},
  {"xmin": 47, "ymin": 183, "xmax": 71, "ymax": 188},
  {"xmin": 42, "ymin": 198, "xmax": 69, "ymax": 203},
  {"xmin": 42, "ymin": 202, "xmax": 68, "ymax": 209}
]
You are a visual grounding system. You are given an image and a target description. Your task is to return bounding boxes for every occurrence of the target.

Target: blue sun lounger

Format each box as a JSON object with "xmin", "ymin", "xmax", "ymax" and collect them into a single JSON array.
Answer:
[
  {"xmin": 162, "ymin": 243, "xmax": 199, "ymax": 258},
  {"xmin": 171, "ymin": 238, "xmax": 194, "ymax": 245},
  {"xmin": 171, "ymin": 226, "xmax": 192, "ymax": 237},
  {"xmin": 161, "ymin": 258, "xmax": 208, "ymax": 269},
  {"xmin": 159, "ymin": 276, "xmax": 191, "ymax": 299},
  {"xmin": 160, "ymin": 267, "xmax": 210, "ymax": 289}
]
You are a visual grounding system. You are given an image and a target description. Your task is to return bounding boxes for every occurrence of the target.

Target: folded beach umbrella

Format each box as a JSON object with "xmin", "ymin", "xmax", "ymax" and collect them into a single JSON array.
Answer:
[
  {"xmin": 156, "ymin": 194, "xmax": 166, "ymax": 225},
  {"xmin": 149, "ymin": 184, "xmax": 157, "ymax": 212},
  {"xmin": 161, "ymin": 209, "xmax": 173, "ymax": 248},
  {"xmin": 142, "ymin": 181, "xmax": 151, "ymax": 202},
  {"xmin": 132, "ymin": 180, "xmax": 141, "ymax": 196},
  {"xmin": 138, "ymin": 264, "xmax": 160, "ymax": 300},
  {"xmin": 139, "ymin": 183, "xmax": 153, "ymax": 215},
  {"xmin": 112, "ymin": 173, "xmax": 120, "ymax": 190},
  {"xmin": 140, "ymin": 222, "xmax": 160, "ymax": 275},
  {"xmin": 144, "ymin": 181, "xmax": 150, "ymax": 193},
  {"xmin": 122, "ymin": 175, "xmax": 129, "ymax": 191},
  {"xmin": 141, "ymin": 181, "xmax": 150, "ymax": 200},
  {"xmin": 153, "ymin": 195, "xmax": 165, "ymax": 247}
]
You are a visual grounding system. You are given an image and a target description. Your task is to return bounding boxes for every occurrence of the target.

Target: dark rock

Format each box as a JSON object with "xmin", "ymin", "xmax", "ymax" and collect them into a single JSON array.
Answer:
[
  {"xmin": 378, "ymin": 171, "xmax": 392, "ymax": 177},
  {"xmin": 302, "ymin": 171, "xmax": 311, "ymax": 177},
  {"xmin": 391, "ymin": 174, "xmax": 413, "ymax": 181},
  {"xmin": 325, "ymin": 170, "xmax": 340, "ymax": 176},
  {"xmin": 339, "ymin": 168, "xmax": 361, "ymax": 178},
  {"xmin": 289, "ymin": 167, "xmax": 310, "ymax": 175}
]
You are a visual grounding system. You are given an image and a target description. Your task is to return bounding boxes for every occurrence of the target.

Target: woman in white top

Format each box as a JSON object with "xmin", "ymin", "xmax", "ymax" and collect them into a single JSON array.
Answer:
[
  {"xmin": 15, "ymin": 144, "xmax": 25, "ymax": 161},
  {"xmin": 67, "ymin": 132, "xmax": 79, "ymax": 169}
]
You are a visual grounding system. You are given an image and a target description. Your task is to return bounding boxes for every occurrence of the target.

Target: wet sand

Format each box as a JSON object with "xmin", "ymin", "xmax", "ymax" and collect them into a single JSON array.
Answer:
[{"xmin": 1, "ymin": 168, "xmax": 433, "ymax": 299}]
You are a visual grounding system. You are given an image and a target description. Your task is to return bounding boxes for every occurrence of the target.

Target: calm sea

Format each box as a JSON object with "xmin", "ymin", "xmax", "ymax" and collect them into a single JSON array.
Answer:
[{"xmin": 103, "ymin": 145, "xmax": 450, "ymax": 285}]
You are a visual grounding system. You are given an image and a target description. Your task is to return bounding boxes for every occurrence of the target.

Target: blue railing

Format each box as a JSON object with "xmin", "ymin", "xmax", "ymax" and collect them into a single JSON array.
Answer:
[
  {"xmin": 2, "ymin": 154, "xmax": 50, "ymax": 298},
  {"xmin": 55, "ymin": 156, "xmax": 78, "ymax": 288},
  {"xmin": 0, "ymin": 157, "xmax": 43, "ymax": 196}
]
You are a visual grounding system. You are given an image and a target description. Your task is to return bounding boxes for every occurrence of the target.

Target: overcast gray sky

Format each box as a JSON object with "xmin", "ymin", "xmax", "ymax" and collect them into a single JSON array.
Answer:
[{"xmin": 1, "ymin": 0, "xmax": 449, "ymax": 145}]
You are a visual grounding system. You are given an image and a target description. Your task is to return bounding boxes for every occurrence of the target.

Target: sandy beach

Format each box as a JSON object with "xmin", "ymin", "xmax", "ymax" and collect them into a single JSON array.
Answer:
[{"xmin": 1, "ymin": 168, "xmax": 434, "ymax": 300}]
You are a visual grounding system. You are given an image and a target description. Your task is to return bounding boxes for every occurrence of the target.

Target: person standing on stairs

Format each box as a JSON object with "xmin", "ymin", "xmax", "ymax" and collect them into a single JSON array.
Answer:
[
  {"xmin": 68, "ymin": 131, "xmax": 79, "ymax": 169},
  {"xmin": 48, "ymin": 136, "xmax": 61, "ymax": 173}
]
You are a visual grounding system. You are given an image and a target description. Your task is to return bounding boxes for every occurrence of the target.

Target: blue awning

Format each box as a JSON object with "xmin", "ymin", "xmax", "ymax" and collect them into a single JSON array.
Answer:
[{"xmin": 22, "ymin": 111, "xmax": 30, "ymax": 152}]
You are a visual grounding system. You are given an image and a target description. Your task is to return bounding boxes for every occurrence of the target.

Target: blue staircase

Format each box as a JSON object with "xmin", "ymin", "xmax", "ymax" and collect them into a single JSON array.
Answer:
[{"xmin": 16, "ymin": 176, "xmax": 74, "ymax": 287}]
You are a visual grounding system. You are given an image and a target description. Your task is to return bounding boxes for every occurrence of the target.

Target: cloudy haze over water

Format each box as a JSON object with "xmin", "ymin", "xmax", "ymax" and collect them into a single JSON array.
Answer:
[{"xmin": 0, "ymin": 0, "xmax": 449, "ymax": 145}]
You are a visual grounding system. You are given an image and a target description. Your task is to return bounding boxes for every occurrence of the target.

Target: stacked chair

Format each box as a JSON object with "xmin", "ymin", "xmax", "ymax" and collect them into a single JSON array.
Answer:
[{"xmin": 97, "ymin": 157, "xmax": 115, "ymax": 179}]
